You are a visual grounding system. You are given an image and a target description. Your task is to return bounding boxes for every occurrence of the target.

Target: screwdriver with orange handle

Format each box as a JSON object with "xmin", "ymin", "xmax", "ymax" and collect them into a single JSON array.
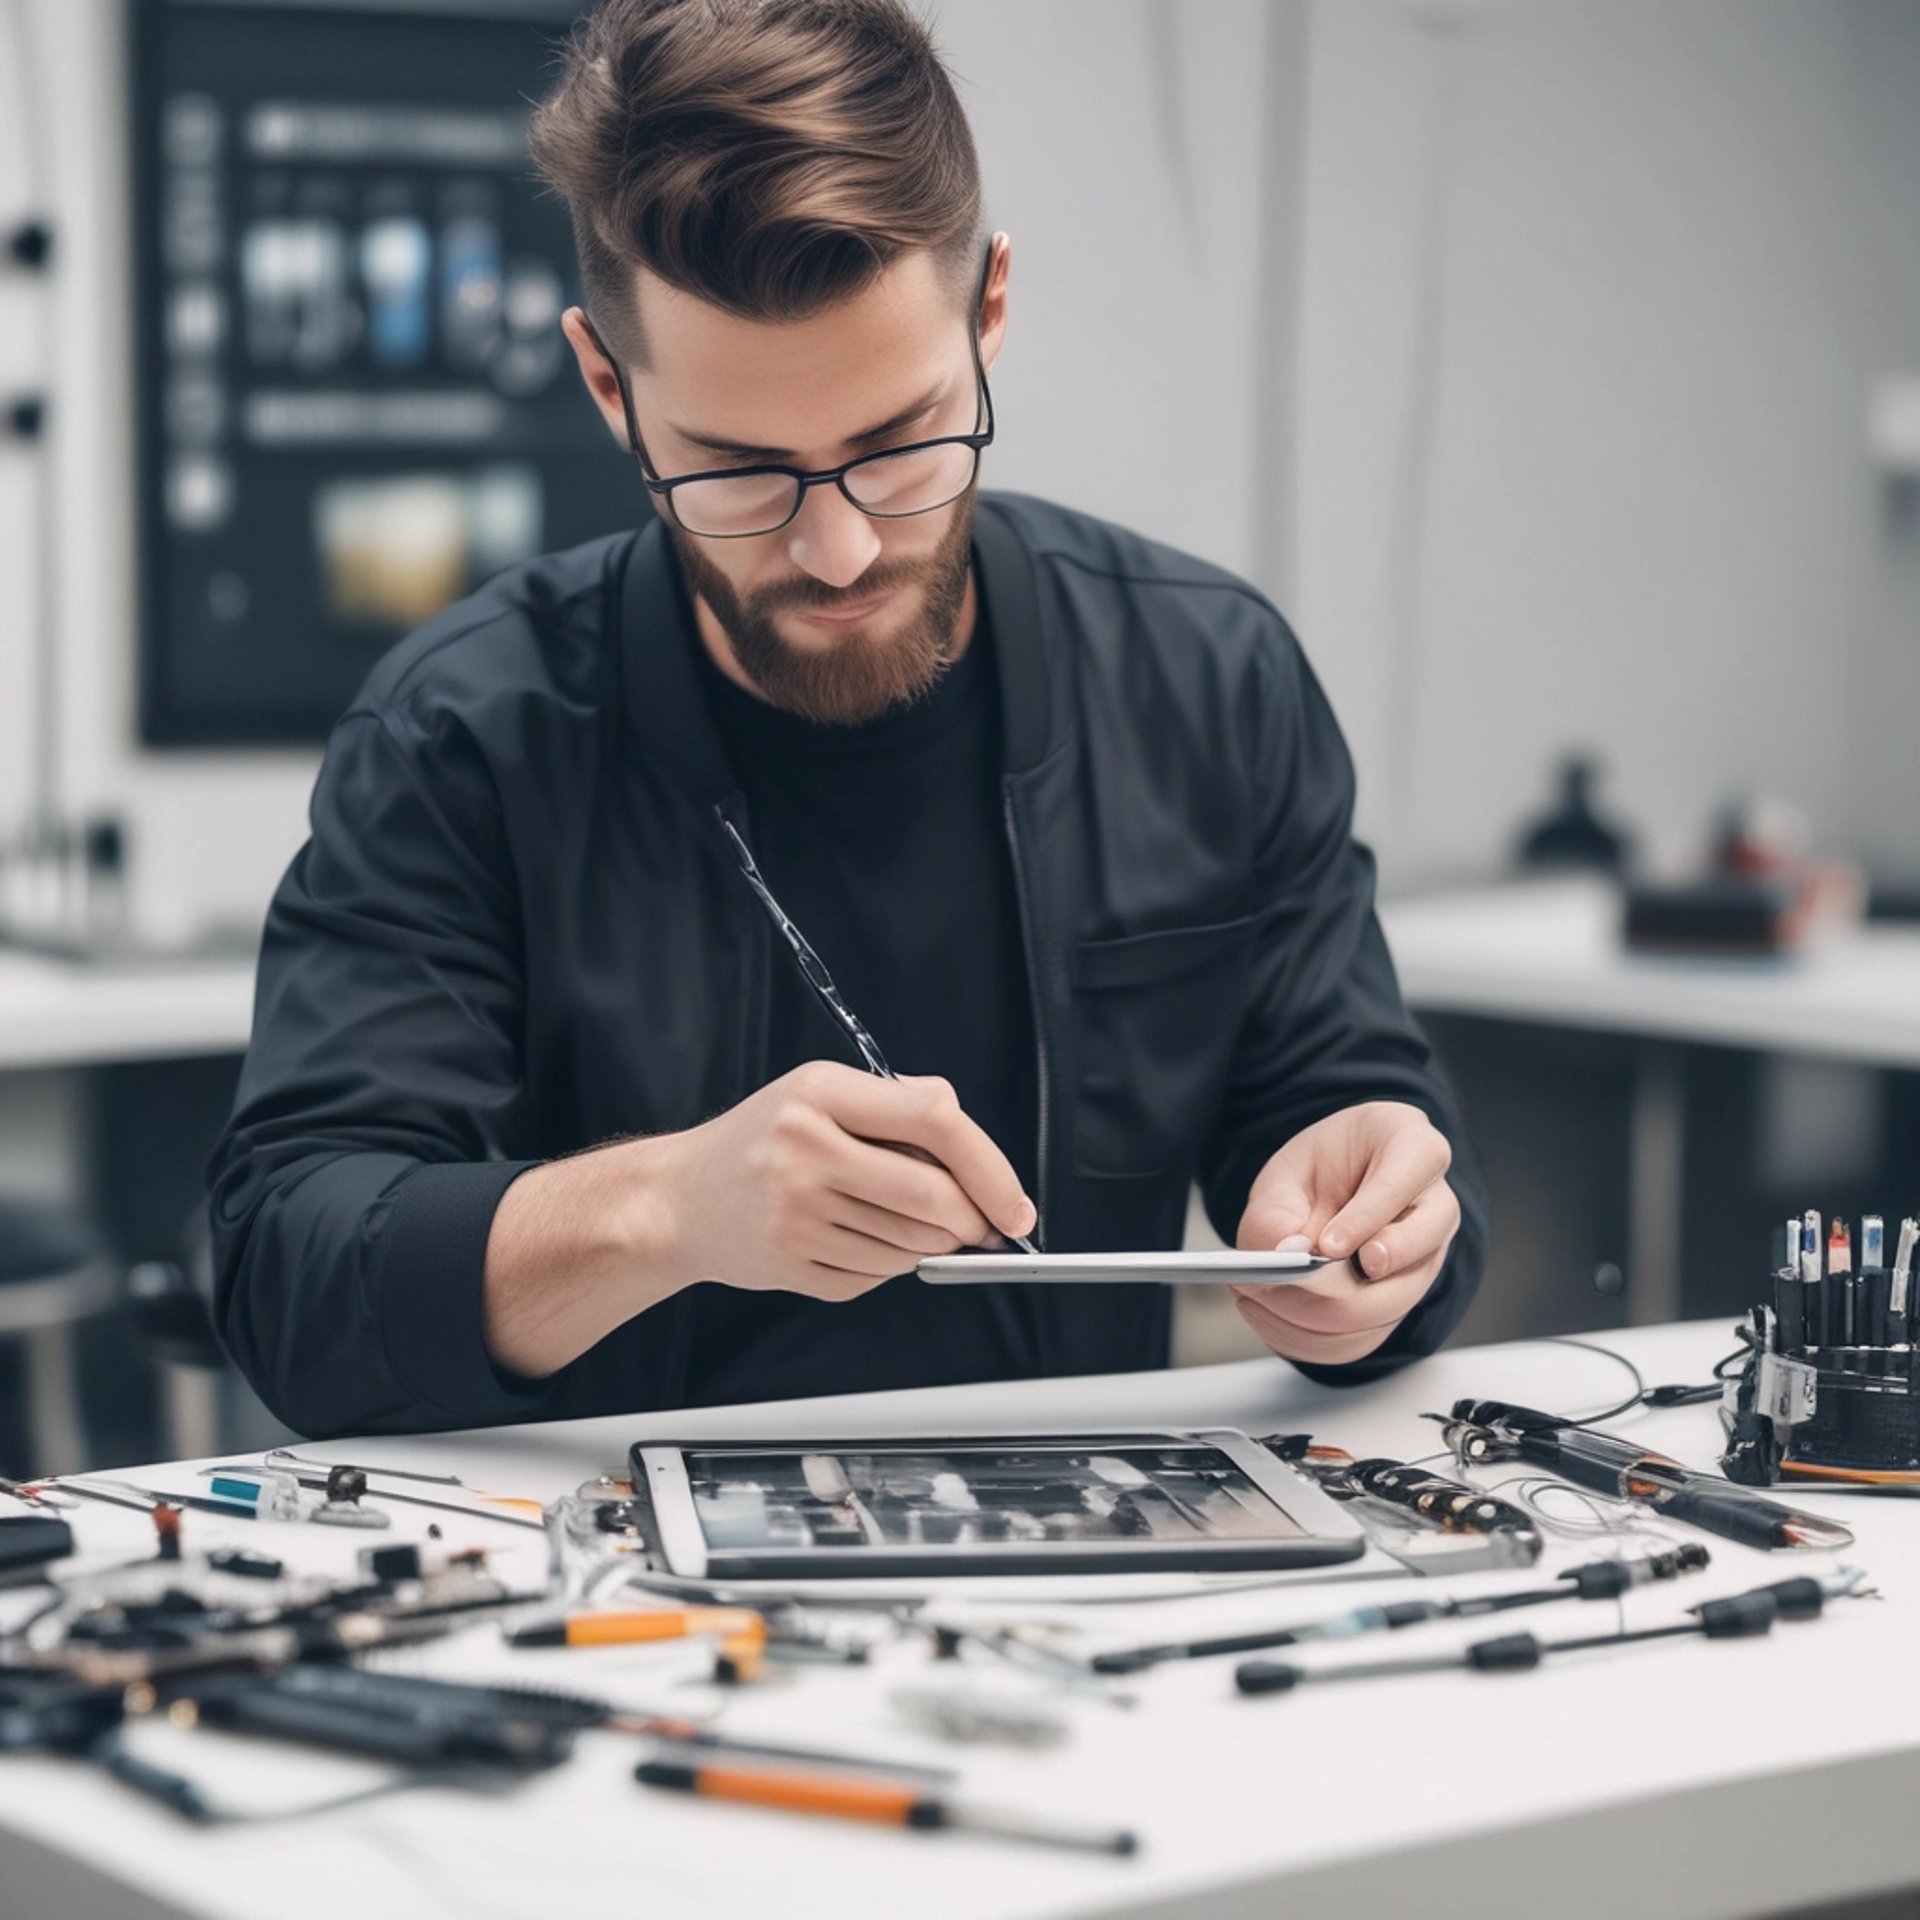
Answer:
[
  {"xmin": 508, "ymin": 1606, "xmax": 767, "ymax": 1667},
  {"xmin": 635, "ymin": 1754, "xmax": 1138, "ymax": 1855}
]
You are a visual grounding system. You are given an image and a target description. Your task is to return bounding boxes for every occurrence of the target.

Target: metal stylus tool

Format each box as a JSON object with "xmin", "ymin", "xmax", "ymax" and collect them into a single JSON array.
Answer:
[{"xmin": 716, "ymin": 810, "xmax": 1040, "ymax": 1255}]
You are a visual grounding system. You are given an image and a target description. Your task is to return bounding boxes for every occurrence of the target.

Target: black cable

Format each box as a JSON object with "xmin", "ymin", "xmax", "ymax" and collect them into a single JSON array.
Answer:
[
  {"xmin": 1519, "ymin": 1332, "xmax": 1735, "ymax": 1422},
  {"xmin": 1537, "ymin": 1335, "xmax": 1648, "ymax": 1427},
  {"xmin": 1420, "ymin": 1334, "xmax": 1650, "ymax": 1452},
  {"xmin": 1487, "ymin": 1473, "xmax": 1643, "ymax": 1543},
  {"xmin": 1631, "ymin": 1343, "xmax": 1746, "ymax": 1409},
  {"xmin": 1410, "ymin": 1337, "xmax": 1635, "ymax": 1481}
]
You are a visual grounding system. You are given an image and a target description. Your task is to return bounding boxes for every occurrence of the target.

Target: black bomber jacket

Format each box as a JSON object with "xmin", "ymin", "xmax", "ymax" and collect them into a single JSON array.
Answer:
[{"xmin": 208, "ymin": 492, "xmax": 1488, "ymax": 1437}]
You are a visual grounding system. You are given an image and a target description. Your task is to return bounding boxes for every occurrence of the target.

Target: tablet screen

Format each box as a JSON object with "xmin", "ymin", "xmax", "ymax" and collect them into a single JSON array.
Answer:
[{"xmin": 682, "ymin": 1442, "xmax": 1305, "ymax": 1552}]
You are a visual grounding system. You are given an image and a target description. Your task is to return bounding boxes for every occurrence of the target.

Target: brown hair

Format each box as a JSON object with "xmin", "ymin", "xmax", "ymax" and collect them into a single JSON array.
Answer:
[{"xmin": 527, "ymin": 0, "xmax": 982, "ymax": 365}]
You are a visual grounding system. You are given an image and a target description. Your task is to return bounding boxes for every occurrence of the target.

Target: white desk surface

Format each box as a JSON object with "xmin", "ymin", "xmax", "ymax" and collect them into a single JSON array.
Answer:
[
  {"xmin": 1381, "ymin": 877, "xmax": 1920, "ymax": 1066},
  {"xmin": 5, "ymin": 1319, "xmax": 1918, "ymax": 1920},
  {"xmin": 0, "ymin": 946, "xmax": 255, "ymax": 1071}
]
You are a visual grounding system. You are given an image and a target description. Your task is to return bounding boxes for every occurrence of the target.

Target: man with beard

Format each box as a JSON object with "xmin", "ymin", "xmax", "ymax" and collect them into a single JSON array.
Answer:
[{"xmin": 209, "ymin": 0, "xmax": 1487, "ymax": 1438}]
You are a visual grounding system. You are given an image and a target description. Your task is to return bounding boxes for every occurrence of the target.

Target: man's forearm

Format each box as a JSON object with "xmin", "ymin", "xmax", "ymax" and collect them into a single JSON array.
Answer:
[{"xmin": 482, "ymin": 1133, "xmax": 689, "ymax": 1378}]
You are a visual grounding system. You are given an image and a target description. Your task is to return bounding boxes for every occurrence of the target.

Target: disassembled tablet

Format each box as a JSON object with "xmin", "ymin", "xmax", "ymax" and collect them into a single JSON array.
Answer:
[
  {"xmin": 917, "ymin": 1250, "xmax": 1341, "ymax": 1285},
  {"xmin": 625, "ymin": 1429, "xmax": 1367, "ymax": 1580}
]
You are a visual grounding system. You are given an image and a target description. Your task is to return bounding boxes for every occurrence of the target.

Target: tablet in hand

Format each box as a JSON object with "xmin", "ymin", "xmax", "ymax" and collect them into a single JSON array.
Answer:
[{"xmin": 917, "ymin": 1249, "xmax": 1342, "ymax": 1285}]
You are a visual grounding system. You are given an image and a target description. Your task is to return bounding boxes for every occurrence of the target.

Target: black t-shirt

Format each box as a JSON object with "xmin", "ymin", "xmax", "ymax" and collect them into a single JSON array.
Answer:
[{"xmin": 688, "ymin": 600, "xmax": 1054, "ymax": 1393}]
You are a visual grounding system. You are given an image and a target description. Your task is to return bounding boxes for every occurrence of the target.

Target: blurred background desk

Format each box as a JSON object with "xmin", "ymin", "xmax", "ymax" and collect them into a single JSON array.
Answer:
[
  {"xmin": 1382, "ymin": 880, "xmax": 1920, "ymax": 1340},
  {"xmin": 0, "ymin": 948, "xmax": 258, "ymax": 1474},
  {"xmin": 1383, "ymin": 880, "xmax": 1920, "ymax": 1067},
  {"xmin": 0, "ymin": 948, "xmax": 253, "ymax": 1071}
]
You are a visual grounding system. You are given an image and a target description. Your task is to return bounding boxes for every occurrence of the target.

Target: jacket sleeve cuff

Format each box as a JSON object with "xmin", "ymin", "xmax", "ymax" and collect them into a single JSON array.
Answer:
[{"xmin": 371, "ymin": 1157, "xmax": 554, "ymax": 1430}]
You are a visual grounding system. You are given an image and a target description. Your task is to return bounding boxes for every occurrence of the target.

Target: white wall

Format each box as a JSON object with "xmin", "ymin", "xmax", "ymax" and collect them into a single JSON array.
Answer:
[
  {"xmin": 2, "ymin": 0, "xmax": 1917, "ymax": 940},
  {"xmin": 3, "ymin": 0, "xmax": 319, "ymax": 943},
  {"xmin": 1292, "ymin": 0, "xmax": 1920, "ymax": 885},
  {"xmin": 0, "ymin": 0, "xmax": 1297, "ymax": 943},
  {"xmin": 935, "ymin": 0, "xmax": 1300, "ymax": 591},
  {"xmin": 1839, "ymin": 0, "xmax": 1920, "ymax": 883}
]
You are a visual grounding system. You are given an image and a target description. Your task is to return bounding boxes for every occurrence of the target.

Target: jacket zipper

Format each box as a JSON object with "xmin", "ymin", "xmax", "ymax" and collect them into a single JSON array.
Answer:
[{"xmin": 1002, "ymin": 784, "xmax": 1049, "ymax": 1250}]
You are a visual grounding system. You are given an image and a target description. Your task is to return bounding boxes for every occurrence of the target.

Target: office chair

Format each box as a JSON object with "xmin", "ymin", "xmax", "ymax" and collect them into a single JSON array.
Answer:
[
  {"xmin": 126, "ymin": 1207, "xmax": 226, "ymax": 1461},
  {"xmin": 0, "ymin": 1197, "xmax": 118, "ymax": 1476}
]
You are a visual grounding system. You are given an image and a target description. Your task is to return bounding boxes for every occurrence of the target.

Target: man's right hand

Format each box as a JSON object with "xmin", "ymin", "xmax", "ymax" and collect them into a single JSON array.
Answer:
[
  {"xmin": 484, "ymin": 1061, "xmax": 1035, "ymax": 1379},
  {"xmin": 655, "ymin": 1061, "xmax": 1036, "ymax": 1301}
]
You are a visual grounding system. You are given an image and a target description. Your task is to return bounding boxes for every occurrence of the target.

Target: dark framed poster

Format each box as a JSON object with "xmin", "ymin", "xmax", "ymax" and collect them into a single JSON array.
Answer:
[{"xmin": 131, "ymin": 0, "xmax": 630, "ymax": 745}]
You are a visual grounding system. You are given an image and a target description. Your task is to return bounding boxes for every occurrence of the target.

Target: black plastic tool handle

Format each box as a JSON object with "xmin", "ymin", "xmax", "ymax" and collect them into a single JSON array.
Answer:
[{"xmin": 1654, "ymin": 1484, "xmax": 1789, "ymax": 1550}]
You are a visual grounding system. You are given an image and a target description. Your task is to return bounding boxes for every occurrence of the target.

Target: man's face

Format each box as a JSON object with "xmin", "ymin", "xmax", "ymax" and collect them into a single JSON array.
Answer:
[{"xmin": 563, "ymin": 242, "xmax": 1008, "ymax": 726}]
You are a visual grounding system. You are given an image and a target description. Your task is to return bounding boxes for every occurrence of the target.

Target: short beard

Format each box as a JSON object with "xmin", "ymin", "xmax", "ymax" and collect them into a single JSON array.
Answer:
[{"xmin": 671, "ymin": 489, "xmax": 977, "ymax": 728}]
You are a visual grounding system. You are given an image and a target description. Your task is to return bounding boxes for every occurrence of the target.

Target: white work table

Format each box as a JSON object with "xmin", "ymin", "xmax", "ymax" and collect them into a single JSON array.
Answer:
[
  {"xmin": 1380, "ymin": 876, "xmax": 1920, "ymax": 1068},
  {"xmin": 0, "ymin": 947, "xmax": 255, "ymax": 1072},
  {"xmin": 1382, "ymin": 880, "xmax": 1920, "ymax": 1324},
  {"xmin": 2, "ymin": 877, "xmax": 1917, "ymax": 1075},
  {"xmin": 4, "ymin": 1319, "xmax": 1917, "ymax": 1920}
]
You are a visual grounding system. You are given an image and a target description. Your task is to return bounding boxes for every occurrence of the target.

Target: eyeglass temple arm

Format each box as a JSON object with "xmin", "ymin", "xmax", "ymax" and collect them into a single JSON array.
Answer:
[
  {"xmin": 968, "ymin": 239, "xmax": 995, "ymax": 438},
  {"xmin": 585, "ymin": 240, "xmax": 997, "ymax": 481},
  {"xmin": 578, "ymin": 309, "xmax": 661, "ymax": 478}
]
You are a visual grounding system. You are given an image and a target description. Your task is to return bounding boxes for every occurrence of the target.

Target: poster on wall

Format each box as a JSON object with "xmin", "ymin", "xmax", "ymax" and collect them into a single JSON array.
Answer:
[{"xmin": 132, "ymin": 0, "xmax": 628, "ymax": 746}]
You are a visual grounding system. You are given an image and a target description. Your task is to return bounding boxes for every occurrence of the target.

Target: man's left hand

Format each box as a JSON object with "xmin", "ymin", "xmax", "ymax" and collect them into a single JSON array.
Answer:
[{"xmin": 1232, "ymin": 1101, "xmax": 1460, "ymax": 1367}]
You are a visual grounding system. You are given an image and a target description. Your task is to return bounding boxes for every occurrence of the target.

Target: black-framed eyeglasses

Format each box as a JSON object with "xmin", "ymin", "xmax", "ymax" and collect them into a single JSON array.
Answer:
[{"xmin": 581, "ymin": 244, "xmax": 996, "ymax": 540}]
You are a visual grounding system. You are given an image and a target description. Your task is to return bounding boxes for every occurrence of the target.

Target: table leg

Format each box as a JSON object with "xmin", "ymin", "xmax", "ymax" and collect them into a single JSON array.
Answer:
[
  {"xmin": 1626, "ymin": 1040, "xmax": 1686, "ymax": 1325},
  {"xmin": 161, "ymin": 1363, "xmax": 221, "ymax": 1462},
  {"xmin": 23, "ymin": 1318, "xmax": 86, "ymax": 1476}
]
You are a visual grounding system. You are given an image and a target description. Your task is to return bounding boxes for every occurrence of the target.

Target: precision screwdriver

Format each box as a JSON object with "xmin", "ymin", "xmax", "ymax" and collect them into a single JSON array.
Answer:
[
  {"xmin": 1235, "ymin": 1569, "xmax": 1863, "ymax": 1697},
  {"xmin": 636, "ymin": 1756, "xmax": 1138, "ymax": 1854},
  {"xmin": 1089, "ymin": 1545, "xmax": 1710, "ymax": 1673}
]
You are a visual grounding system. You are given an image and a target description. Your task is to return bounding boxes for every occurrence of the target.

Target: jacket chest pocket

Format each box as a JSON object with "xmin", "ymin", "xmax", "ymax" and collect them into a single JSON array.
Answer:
[{"xmin": 1067, "ymin": 912, "xmax": 1260, "ymax": 1179}]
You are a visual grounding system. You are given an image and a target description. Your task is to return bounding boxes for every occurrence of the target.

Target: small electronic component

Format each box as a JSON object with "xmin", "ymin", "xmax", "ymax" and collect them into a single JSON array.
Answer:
[
  {"xmin": 360, "ymin": 1543, "xmax": 422, "ymax": 1584},
  {"xmin": 1344, "ymin": 1460, "xmax": 1544, "ymax": 1556},
  {"xmin": 198, "ymin": 1469, "xmax": 307, "ymax": 1522},
  {"xmin": 314, "ymin": 1466, "xmax": 390, "ymax": 1530},
  {"xmin": 889, "ymin": 1679, "xmax": 1069, "ymax": 1750},
  {"xmin": 205, "ymin": 1549, "xmax": 284, "ymax": 1581},
  {"xmin": 191, "ymin": 1464, "xmax": 391, "ymax": 1529},
  {"xmin": 1262, "ymin": 1436, "xmax": 1543, "ymax": 1572},
  {"xmin": 152, "ymin": 1505, "xmax": 184, "ymax": 1562},
  {"xmin": 0, "ymin": 1514, "xmax": 74, "ymax": 1586},
  {"xmin": 174, "ymin": 1664, "xmax": 578, "ymax": 1773}
]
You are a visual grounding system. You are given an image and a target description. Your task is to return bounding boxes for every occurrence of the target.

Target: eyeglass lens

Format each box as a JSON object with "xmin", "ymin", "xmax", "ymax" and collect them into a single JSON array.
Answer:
[{"xmin": 669, "ymin": 439, "xmax": 980, "ymax": 538}]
